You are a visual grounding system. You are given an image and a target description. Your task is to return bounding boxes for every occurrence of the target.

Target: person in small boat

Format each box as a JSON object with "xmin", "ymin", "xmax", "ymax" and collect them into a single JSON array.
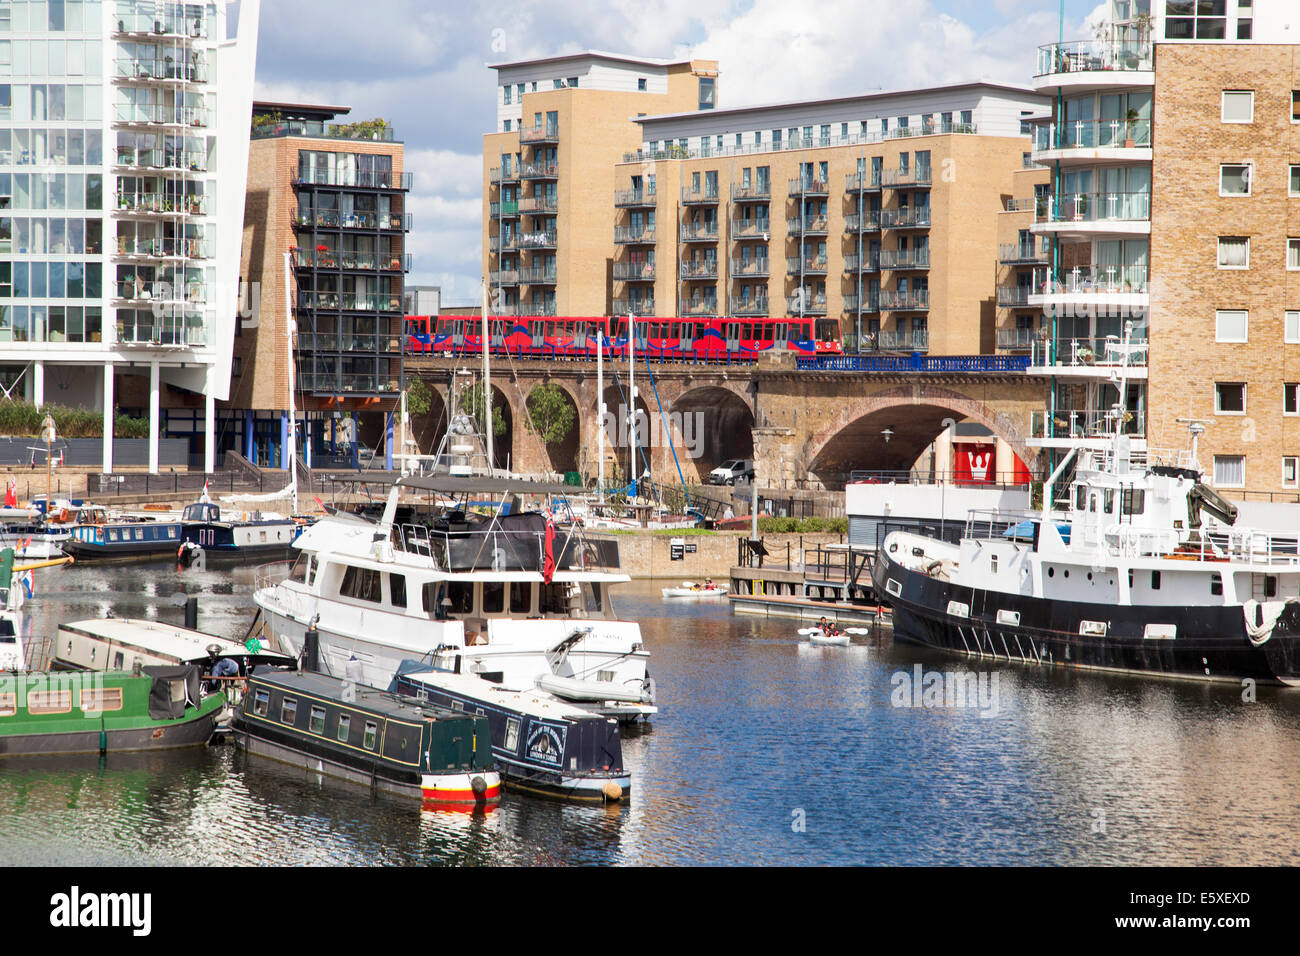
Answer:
[
  {"xmin": 817, "ymin": 616, "xmax": 829, "ymax": 634},
  {"xmin": 704, "ymin": 577, "xmax": 715, "ymax": 590}
]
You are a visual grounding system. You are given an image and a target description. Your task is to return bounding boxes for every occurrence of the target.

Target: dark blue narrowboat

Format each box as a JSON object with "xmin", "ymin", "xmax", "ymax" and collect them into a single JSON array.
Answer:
[
  {"xmin": 62, "ymin": 518, "xmax": 185, "ymax": 563},
  {"xmin": 390, "ymin": 661, "xmax": 629, "ymax": 802},
  {"xmin": 177, "ymin": 502, "xmax": 303, "ymax": 567}
]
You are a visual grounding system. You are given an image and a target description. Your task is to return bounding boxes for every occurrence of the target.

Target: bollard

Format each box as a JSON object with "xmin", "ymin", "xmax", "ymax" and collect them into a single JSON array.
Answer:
[{"xmin": 184, "ymin": 596, "xmax": 198, "ymax": 630}]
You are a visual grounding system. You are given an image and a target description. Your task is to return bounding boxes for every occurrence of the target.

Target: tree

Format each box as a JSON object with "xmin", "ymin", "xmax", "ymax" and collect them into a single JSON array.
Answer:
[
  {"xmin": 525, "ymin": 383, "xmax": 576, "ymax": 447},
  {"xmin": 458, "ymin": 383, "xmax": 506, "ymax": 437},
  {"xmin": 406, "ymin": 377, "xmax": 431, "ymax": 419},
  {"xmin": 329, "ymin": 117, "xmax": 390, "ymax": 140}
]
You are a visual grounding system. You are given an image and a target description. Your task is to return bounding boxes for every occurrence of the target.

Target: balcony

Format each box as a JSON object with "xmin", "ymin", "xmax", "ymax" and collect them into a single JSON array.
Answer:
[
  {"xmin": 520, "ymin": 160, "xmax": 558, "ymax": 180},
  {"xmin": 997, "ymin": 286, "xmax": 1034, "ymax": 307},
  {"xmin": 613, "ymin": 261, "xmax": 656, "ymax": 281},
  {"xmin": 114, "ymin": 55, "xmax": 209, "ymax": 85},
  {"xmin": 526, "ymin": 302, "xmax": 559, "ymax": 317},
  {"xmin": 612, "ymin": 298, "xmax": 656, "ymax": 317},
  {"xmin": 788, "ymin": 177, "xmax": 830, "ymax": 198},
  {"xmin": 880, "ymin": 207, "xmax": 931, "ymax": 228},
  {"xmin": 680, "ymin": 261, "xmax": 719, "ymax": 280},
  {"xmin": 115, "ymin": 192, "xmax": 208, "ymax": 217},
  {"xmin": 299, "ymin": 211, "xmax": 411, "ymax": 232},
  {"xmin": 844, "ymin": 211, "xmax": 881, "ymax": 233},
  {"xmin": 879, "ymin": 249, "xmax": 930, "ymax": 270},
  {"xmin": 115, "ymin": 314, "xmax": 211, "ymax": 349},
  {"xmin": 730, "ymin": 295, "xmax": 770, "ymax": 316},
  {"xmin": 999, "ymin": 241, "xmax": 1049, "ymax": 265},
  {"xmin": 842, "ymin": 293, "xmax": 880, "ymax": 313},
  {"xmin": 682, "ymin": 185, "xmax": 721, "ymax": 205},
  {"xmin": 297, "ymin": 291, "xmax": 404, "ymax": 313},
  {"xmin": 876, "ymin": 330, "xmax": 929, "ymax": 351},
  {"xmin": 113, "ymin": 104, "xmax": 211, "ymax": 128},
  {"xmin": 1030, "ymin": 335, "xmax": 1149, "ymax": 372},
  {"xmin": 518, "ymin": 195, "xmax": 558, "ymax": 215},
  {"xmin": 519, "ymin": 123, "xmax": 559, "ymax": 145},
  {"xmin": 516, "ymin": 229, "xmax": 558, "ymax": 250},
  {"xmin": 489, "ymin": 269, "xmax": 519, "ymax": 286},
  {"xmin": 732, "ymin": 219, "xmax": 771, "ymax": 240},
  {"xmin": 681, "ymin": 221, "xmax": 720, "ymax": 242},
  {"xmin": 683, "ymin": 299, "xmax": 720, "ymax": 317},
  {"xmin": 879, "ymin": 289, "xmax": 930, "ymax": 311},
  {"xmin": 997, "ymin": 328, "xmax": 1038, "ymax": 350},
  {"xmin": 294, "ymin": 169, "xmax": 414, "ymax": 190},
  {"xmin": 1034, "ymin": 191, "xmax": 1150, "ymax": 232},
  {"xmin": 844, "ymin": 252, "xmax": 880, "ymax": 272},
  {"xmin": 117, "ymin": 236, "xmax": 212, "ymax": 260},
  {"xmin": 519, "ymin": 266, "xmax": 557, "ymax": 285},
  {"xmin": 731, "ymin": 257, "xmax": 770, "ymax": 278},
  {"xmin": 1034, "ymin": 39, "xmax": 1154, "ymax": 85},
  {"xmin": 114, "ymin": 10, "xmax": 212, "ymax": 40},
  {"xmin": 845, "ymin": 172, "xmax": 882, "ymax": 193},
  {"xmin": 489, "ymin": 166, "xmax": 519, "ymax": 185},
  {"xmin": 292, "ymin": 250, "xmax": 410, "ymax": 273},
  {"xmin": 881, "ymin": 167, "xmax": 932, "ymax": 189},
  {"xmin": 1031, "ymin": 406, "xmax": 1145, "ymax": 441},
  {"xmin": 615, "ymin": 188, "xmax": 657, "ymax": 208},
  {"xmin": 614, "ymin": 225, "xmax": 656, "ymax": 245},
  {"xmin": 786, "ymin": 215, "xmax": 829, "ymax": 237},
  {"xmin": 115, "ymin": 278, "xmax": 208, "ymax": 306},
  {"xmin": 1033, "ymin": 265, "xmax": 1149, "ymax": 297},
  {"xmin": 489, "ymin": 200, "xmax": 519, "ymax": 218},
  {"xmin": 787, "ymin": 293, "xmax": 827, "ymax": 316},
  {"xmin": 786, "ymin": 256, "xmax": 828, "ymax": 276},
  {"xmin": 1034, "ymin": 118, "xmax": 1152, "ymax": 159},
  {"xmin": 732, "ymin": 183, "xmax": 772, "ymax": 202}
]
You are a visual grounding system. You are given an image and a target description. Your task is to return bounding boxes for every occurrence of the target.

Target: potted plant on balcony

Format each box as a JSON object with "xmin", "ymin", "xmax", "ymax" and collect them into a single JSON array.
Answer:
[{"xmin": 1124, "ymin": 107, "xmax": 1139, "ymax": 148}]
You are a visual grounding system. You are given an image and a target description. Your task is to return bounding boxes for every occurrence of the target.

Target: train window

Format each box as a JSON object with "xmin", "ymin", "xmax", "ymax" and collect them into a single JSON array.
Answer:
[
  {"xmin": 775, "ymin": 323, "xmax": 787, "ymax": 341},
  {"xmin": 763, "ymin": 323, "xmax": 773, "ymax": 339}
]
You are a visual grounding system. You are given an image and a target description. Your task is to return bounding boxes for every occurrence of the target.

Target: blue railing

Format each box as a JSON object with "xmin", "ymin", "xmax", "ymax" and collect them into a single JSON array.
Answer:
[{"xmin": 797, "ymin": 354, "xmax": 1032, "ymax": 373}]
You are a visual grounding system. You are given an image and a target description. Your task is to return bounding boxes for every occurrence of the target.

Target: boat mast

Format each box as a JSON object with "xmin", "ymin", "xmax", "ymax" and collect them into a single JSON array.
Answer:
[
  {"xmin": 482, "ymin": 279, "xmax": 494, "ymax": 477},
  {"xmin": 283, "ymin": 251, "xmax": 299, "ymax": 514},
  {"xmin": 628, "ymin": 312, "xmax": 636, "ymax": 500},
  {"xmin": 597, "ymin": 319, "xmax": 605, "ymax": 501}
]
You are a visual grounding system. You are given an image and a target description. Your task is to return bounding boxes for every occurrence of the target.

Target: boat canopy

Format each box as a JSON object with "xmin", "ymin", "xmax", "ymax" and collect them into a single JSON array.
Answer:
[
  {"xmin": 1002, "ymin": 519, "xmax": 1072, "ymax": 544},
  {"xmin": 143, "ymin": 665, "xmax": 201, "ymax": 720}
]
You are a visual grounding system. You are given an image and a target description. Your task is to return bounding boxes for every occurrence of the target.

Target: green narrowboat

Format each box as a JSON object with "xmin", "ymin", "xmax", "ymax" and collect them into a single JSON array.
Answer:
[{"xmin": 0, "ymin": 666, "xmax": 224, "ymax": 757}]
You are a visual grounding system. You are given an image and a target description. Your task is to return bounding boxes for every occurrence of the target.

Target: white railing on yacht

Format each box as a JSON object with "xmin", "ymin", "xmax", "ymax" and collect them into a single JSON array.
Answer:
[
  {"xmin": 1109, "ymin": 527, "xmax": 1300, "ymax": 566},
  {"xmin": 254, "ymin": 561, "xmax": 294, "ymax": 591},
  {"xmin": 963, "ymin": 510, "xmax": 1043, "ymax": 540}
]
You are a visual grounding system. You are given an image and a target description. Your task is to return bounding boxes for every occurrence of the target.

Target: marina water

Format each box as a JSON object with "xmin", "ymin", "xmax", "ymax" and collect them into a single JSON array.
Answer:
[{"xmin": 3, "ymin": 562, "xmax": 1300, "ymax": 866}]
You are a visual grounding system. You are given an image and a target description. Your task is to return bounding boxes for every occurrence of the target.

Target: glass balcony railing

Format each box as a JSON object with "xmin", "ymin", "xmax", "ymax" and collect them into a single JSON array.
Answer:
[
  {"xmin": 294, "ymin": 169, "xmax": 413, "ymax": 190},
  {"xmin": 788, "ymin": 177, "xmax": 829, "ymax": 197},
  {"xmin": 876, "ymin": 330, "xmax": 929, "ymax": 351},
  {"xmin": 114, "ymin": 7, "xmax": 213, "ymax": 40},
  {"xmin": 997, "ymin": 328, "xmax": 1038, "ymax": 350},
  {"xmin": 880, "ymin": 207, "xmax": 931, "ymax": 228},
  {"xmin": 1030, "ymin": 334, "xmax": 1149, "ymax": 369},
  {"xmin": 116, "ymin": 279, "xmax": 208, "ymax": 304},
  {"xmin": 1032, "ymin": 406, "xmax": 1145, "ymax": 440},
  {"xmin": 732, "ymin": 183, "xmax": 772, "ymax": 201},
  {"xmin": 845, "ymin": 172, "xmax": 882, "ymax": 192},
  {"xmin": 682, "ymin": 221, "xmax": 720, "ymax": 241},
  {"xmin": 519, "ymin": 267, "xmax": 557, "ymax": 284},
  {"xmin": 115, "ymin": 146, "xmax": 207, "ymax": 172},
  {"xmin": 292, "ymin": 250, "xmax": 411, "ymax": 272},
  {"xmin": 682, "ymin": 185, "xmax": 720, "ymax": 204},
  {"xmin": 516, "ymin": 230, "xmax": 557, "ymax": 249},
  {"xmin": 730, "ymin": 296, "xmax": 770, "ymax": 316},
  {"xmin": 252, "ymin": 119, "xmax": 398, "ymax": 142},
  {"xmin": 114, "ymin": 104, "xmax": 211, "ymax": 127},
  {"xmin": 115, "ymin": 56, "xmax": 210, "ymax": 84},
  {"xmin": 116, "ymin": 192, "xmax": 209, "ymax": 215},
  {"xmin": 997, "ymin": 285, "xmax": 1034, "ymax": 307},
  {"xmin": 731, "ymin": 219, "xmax": 771, "ymax": 239},
  {"xmin": 683, "ymin": 299, "xmax": 720, "ymax": 316},
  {"xmin": 1034, "ymin": 119, "xmax": 1152, "ymax": 151},
  {"xmin": 1038, "ymin": 191, "xmax": 1150, "ymax": 224},
  {"xmin": 296, "ymin": 211, "xmax": 411, "ymax": 232},
  {"xmin": 881, "ymin": 166, "xmax": 932, "ymax": 188},
  {"xmin": 1035, "ymin": 39, "xmax": 1154, "ymax": 78},
  {"xmin": 787, "ymin": 293, "xmax": 827, "ymax": 315},
  {"xmin": 615, "ymin": 188, "xmax": 656, "ymax": 207},
  {"xmin": 519, "ymin": 124, "xmax": 559, "ymax": 144},
  {"xmin": 115, "ymin": 313, "xmax": 212, "ymax": 348},
  {"xmin": 844, "ymin": 294, "xmax": 880, "ymax": 313},
  {"xmin": 518, "ymin": 195, "xmax": 558, "ymax": 215},
  {"xmin": 117, "ymin": 236, "xmax": 213, "ymax": 259},
  {"xmin": 489, "ymin": 269, "xmax": 519, "ymax": 286},
  {"xmin": 1036, "ymin": 265, "xmax": 1149, "ymax": 295},
  {"xmin": 297, "ymin": 292, "xmax": 404, "ymax": 313},
  {"xmin": 520, "ymin": 161, "xmax": 558, "ymax": 180},
  {"xmin": 999, "ymin": 241, "xmax": 1049, "ymax": 264}
]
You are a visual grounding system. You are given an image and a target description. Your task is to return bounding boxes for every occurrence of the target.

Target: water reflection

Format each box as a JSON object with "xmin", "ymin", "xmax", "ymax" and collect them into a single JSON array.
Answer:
[{"xmin": 1, "ymin": 565, "xmax": 1299, "ymax": 864}]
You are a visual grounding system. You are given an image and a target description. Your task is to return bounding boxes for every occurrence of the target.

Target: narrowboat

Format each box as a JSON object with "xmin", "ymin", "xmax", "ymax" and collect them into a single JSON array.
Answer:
[
  {"xmin": 232, "ymin": 669, "xmax": 501, "ymax": 808},
  {"xmin": 390, "ymin": 662, "xmax": 630, "ymax": 802},
  {"xmin": 177, "ymin": 501, "xmax": 304, "ymax": 568},
  {"xmin": 54, "ymin": 617, "xmax": 296, "ymax": 678},
  {"xmin": 0, "ymin": 666, "xmax": 224, "ymax": 756},
  {"xmin": 63, "ymin": 517, "xmax": 184, "ymax": 563}
]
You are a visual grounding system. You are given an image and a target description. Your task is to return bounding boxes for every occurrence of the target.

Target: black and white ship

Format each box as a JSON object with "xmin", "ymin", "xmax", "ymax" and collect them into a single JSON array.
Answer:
[{"xmin": 874, "ymin": 351, "xmax": 1300, "ymax": 684}]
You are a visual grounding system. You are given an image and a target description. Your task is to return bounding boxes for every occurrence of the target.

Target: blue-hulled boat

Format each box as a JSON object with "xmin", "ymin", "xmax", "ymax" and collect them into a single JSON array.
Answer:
[{"xmin": 176, "ymin": 501, "xmax": 303, "ymax": 567}]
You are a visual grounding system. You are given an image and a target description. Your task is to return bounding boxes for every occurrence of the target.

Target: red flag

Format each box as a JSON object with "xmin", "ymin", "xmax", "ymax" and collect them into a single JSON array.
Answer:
[
  {"xmin": 542, "ymin": 518, "xmax": 555, "ymax": 584},
  {"xmin": 4, "ymin": 480, "xmax": 15, "ymax": 508}
]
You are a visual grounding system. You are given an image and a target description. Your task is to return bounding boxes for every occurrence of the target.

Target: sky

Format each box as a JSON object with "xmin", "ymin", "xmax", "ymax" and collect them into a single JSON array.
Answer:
[{"xmin": 251, "ymin": 0, "xmax": 1109, "ymax": 306}]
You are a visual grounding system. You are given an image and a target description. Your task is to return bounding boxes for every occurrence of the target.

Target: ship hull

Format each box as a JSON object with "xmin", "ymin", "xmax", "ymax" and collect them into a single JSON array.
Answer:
[{"xmin": 875, "ymin": 550, "xmax": 1300, "ymax": 685}]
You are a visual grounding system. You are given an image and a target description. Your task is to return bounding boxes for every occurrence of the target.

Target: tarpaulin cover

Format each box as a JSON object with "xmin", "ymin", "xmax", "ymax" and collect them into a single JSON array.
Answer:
[{"xmin": 143, "ymin": 665, "xmax": 201, "ymax": 720}]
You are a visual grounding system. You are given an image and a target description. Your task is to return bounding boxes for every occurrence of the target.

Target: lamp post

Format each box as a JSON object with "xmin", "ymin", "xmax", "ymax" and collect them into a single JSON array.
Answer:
[{"xmin": 882, "ymin": 426, "xmax": 894, "ymax": 479}]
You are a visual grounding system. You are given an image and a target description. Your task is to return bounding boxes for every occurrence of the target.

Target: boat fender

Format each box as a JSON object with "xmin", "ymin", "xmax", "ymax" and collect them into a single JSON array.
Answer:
[
  {"xmin": 601, "ymin": 780, "xmax": 624, "ymax": 802},
  {"xmin": 470, "ymin": 775, "xmax": 487, "ymax": 796},
  {"xmin": 926, "ymin": 559, "xmax": 943, "ymax": 577},
  {"xmin": 1243, "ymin": 598, "xmax": 1295, "ymax": 646}
]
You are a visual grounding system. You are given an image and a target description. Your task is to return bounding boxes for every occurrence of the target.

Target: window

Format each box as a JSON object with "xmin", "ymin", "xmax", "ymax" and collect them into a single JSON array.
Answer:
[
  {"xmin": 1213, "ymin": 456, "xmax": 1244, "ymax": 489},
  {"xmin": 1216, "ymin": 382, "xmax": 1246, "ymax": 413},
  {"xmin": 363, "ymin": 720, "xmax": 378, "ymax": 750},
  {"xmin": 1215, "ymin": 310, "xmax": 1247, "ymax": 342},
  {"xmin": 1290, "ymin": 239, "xmax": 1300, "ymax": 271},
  {"xmin": 1221, "ymin": 91, "xmax": 1253, "ymax": 123},
  {"xmin": 504, "ymin": 717, "xmax": 520, "ymax": 751},
  {"xmin": 309, "ymin": 705, "xmax": 326, "ymax": 735},
  {"xmin": 1218, "ymin": 236, "xmax": 1248, "ymax": 268},
  {"xmin": 281, "ymin": 697, "xmax": 298, "ymax": 724},
  {"xmin": 28, "ymin": 689, "xmax": 71, "ymax": 714},
  {"xmin": 1284, "ymin": 457, "xmax": 1299, "ymax": 489},
  {"xmin": 1166, "ymin": 0, "xmax": 1226, "ymax": 39},
  {"xmin": 1289, "ymin": 311, "xmax": 1300, "ymax": 344},
  {"xmin": 552, "ymin": 79, "xmax": 562, "ymax": 89},
  {"xmin": 1286, "ymin": 384, "xmax": 1300, "ymax": 416},
  {"xmin": 1151, "ymin": 571, "xmax": 1161, "ymax": 590},
  {"xmin": 1211, "ymin": 572, "xmax": 1224, "ymax": 596},
  {"xmin": 389, "ymin": 574, "xmax": 406, "ymax": 609},
  {"xmin": 567, "ymin": 76, "xmax": 578, "ymax": 88},
  {"xmin": 0, "ymin": 693, "xmax": 14, "ymax": 717},
  {"xmin": 337, "ymin": 714, "xmax": 351, "ymax": 742},
  {"xmin": 79, "ymin": 688, "xmax": 123, "ymax": 713},
  {"xmin": 503, "ymin": 118, "xmax": 511, "ymax": 132},
  {"xmin": 503, "ymin": 86, "xmax": 512, "ymax": 105},
  {"xmin": 638, "ymin": 77, "xmax": 647, "ymax": 91},
  {"xmin": 1293, "ymin": 91, "xmax": 1300, "ymax": 124},
  {"xmin": 252, "ymin": 689, "xmax": 269, "ymax": 716},
  {"xmin": 1220, "ymin": 164, "xmax": 1251, "ymax": 195},
  {"xmin": 698, "ymin": 77, "xmax": 715, "ymax": 110},
  {"xmin": 1291, "ymin": 166, "xmax": 1300, "ymax": 197},
  {"xmin": 340, "ymin": 566, "xmax": 382, "ymax": 603}
]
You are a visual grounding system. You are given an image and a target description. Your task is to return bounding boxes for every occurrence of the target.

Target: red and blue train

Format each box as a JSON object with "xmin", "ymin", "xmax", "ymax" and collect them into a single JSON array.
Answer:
[{"xmin": 404, "ymin": 315, "xmax": 843, "ymax": 362}]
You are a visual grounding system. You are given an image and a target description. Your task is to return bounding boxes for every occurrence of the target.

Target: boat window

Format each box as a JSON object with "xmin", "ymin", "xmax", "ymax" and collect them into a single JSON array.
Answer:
[
  {"xmin": 112, "ymin": 651, "xmax": 124, "ymax": 669},
  {"xmin": 168, "ymin": 526, "xmax": 177, "ymax": 538},
  {"xmin": 252, "ymin": 689, "xmax": 269, "ymax": 716},
  {"xmin": 288, "ymin": 553, "xmax": 310, "ymax": 583},
  {"xmin": 363, "ymin": 720, "xmax": 378, "ymax": 750},
  {"xmin": 1151, "ymin": 571, "xmax": 1161, "ymax": 590},
  {"xmin": 510, "ymin": 582, "xmax": 532, "ymax": 614},
  {"xmin": 1103, "ymin": 489, "xmax": 1115, "ymax": 514},
  {"xmin": 504, "ymin": 717, "xmax": 520, "ymax": 751},
  {"xmin": 482, "ymin": 581, "xmax": 505, "ymax": 614},
  {"xmin": 1266, "ymin": 575, "xmax": 1278, "ymax": 599},
  {"xmin": 389, "ymin": 574, "xmax": 407, "ymax": 609},
  {"xmin": 1211, "ymin": 573, "xmax": 1223, "ymax": 596},
  {"xmin": 1122, "ymin": 488, "xmax": 1145, "ymax": 516},
  {"xmin": 281, "ymin": 697, "xmax": 298, "ymax": 725},
  {"xmin": 1074, "ymin": 485, "xmax": 1086, "ymax": 510},
  {"xmin": 340, "ymin": 566, "xmax": 382, "ymax": 603},
  {"xmin": 539, "ymin": 583, "xmax": 571, "ymax": 615},
  {"xmin": 0, "ymin": 619, "xmax": 13, "ymax": 638},
  {"xmin": 309, "ymin": 705, "xmax": 326, "ymax": 734},
  {"xmin": 990, "ymin": 554, "xmax": 998, "ymax": 573},
  {"xmin": 79, "ymin": 688, "xmax": 124, "ymax": 713},
  {"xmin": 445, "ymin": 582, "xmax": 473, "ymax": 615},
  {"xmin": 28, "ymin": 689, "xmax": 72, "ymax": 714},
  {"xmin": 0, "ymin": 692, "xmax": 14, "ymax": 717},
  {"xmin": 337, "ymin": 714, "xmax": 351, "ymax": 742},
  {"xmin": 582, "ymin": 582, "xmax": 604, "ymax": 614}
]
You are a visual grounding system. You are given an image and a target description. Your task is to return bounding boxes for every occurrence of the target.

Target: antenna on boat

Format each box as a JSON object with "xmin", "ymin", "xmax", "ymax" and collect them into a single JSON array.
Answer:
[{"xmin": 1174, "ymin": 417, "xmax": 1213, "ymax": 473}]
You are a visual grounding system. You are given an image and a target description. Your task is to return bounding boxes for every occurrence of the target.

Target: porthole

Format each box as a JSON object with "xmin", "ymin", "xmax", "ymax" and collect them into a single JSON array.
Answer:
[
  {"xmin": 889, "ymin": 543, "xmax": 898, "ymax": 554},
  {"xmin": 1048, "ymin": 567, "xmax": 1055, "ymax": 578}
]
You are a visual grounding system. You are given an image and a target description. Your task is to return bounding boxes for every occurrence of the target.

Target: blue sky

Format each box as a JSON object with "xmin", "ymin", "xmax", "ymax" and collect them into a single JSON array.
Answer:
[{"xmin": 252, "ymin": 0, "xmax": 1108, "ymax": 304}]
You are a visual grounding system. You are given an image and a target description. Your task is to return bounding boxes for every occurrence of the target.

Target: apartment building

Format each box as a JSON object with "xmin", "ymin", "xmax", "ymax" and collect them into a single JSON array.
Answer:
[
  {"xmin": 610, "ymin": 83, "xmax": 1048, "ymax": 351},
  {"xmin": 1028, "ymin": 0, "xmax": 1300, "ymax": 495},
  {"xmin": 224, "ymin": 101, "xmax": 410, "ymax": 469},
  {"xmin": 0, "ymin": 0, "xmax": 259, "ymax": 472},
  {"xmin": 483, "ymin": 51, "xmax": 719, "ymax": 317}
]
